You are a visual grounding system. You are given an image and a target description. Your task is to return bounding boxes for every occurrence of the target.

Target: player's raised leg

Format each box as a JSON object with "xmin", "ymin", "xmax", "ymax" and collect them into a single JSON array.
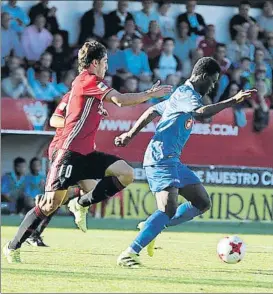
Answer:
[
  {"xmin": 117, "ymin": 187, "xmax": 178, "ymax": 268},
  {"xmin": 78, "ymin": 159, "xmax": 134, "ymax": 207}
]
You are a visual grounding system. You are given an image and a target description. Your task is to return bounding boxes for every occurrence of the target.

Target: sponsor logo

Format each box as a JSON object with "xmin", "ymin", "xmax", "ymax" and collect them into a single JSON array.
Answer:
[
  {"xmin": 23, "ymin": 101, "xmax": 48, "ymax": 131},
  {"xmin": 99, "ymin": 119, "xmax": 238, "ymax": 136},
  {"xmin": 104, "ymin": 183, "xmax": 273, "ymax": 221}
]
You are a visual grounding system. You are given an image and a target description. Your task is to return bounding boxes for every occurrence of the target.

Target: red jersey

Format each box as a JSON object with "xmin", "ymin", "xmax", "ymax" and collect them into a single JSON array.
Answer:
[
  {"xmin": 56, "ymin": 71, "xmax": 113, "ymax": 155},
  {"xmin": 48, "ymin": 92, "xmax": 70, "ymax": 159}
]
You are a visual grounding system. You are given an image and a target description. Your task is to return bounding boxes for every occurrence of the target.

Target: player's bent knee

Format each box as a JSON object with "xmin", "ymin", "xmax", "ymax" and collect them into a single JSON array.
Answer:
[{"xmin": 120, "ymin": 165, "xmax": 134, "ymax": 186}]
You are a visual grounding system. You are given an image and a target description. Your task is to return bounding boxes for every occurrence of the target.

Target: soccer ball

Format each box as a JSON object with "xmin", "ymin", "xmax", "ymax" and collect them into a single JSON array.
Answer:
[{"xmin": 217, "ymin": 235, "xmax": 246, "ymax": 264}]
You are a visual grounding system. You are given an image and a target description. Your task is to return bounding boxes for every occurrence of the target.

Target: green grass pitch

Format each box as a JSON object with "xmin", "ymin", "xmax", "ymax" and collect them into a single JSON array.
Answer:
[{"xmin": 1, "ymin": 216, "xmax": 273, "ymax": 293}]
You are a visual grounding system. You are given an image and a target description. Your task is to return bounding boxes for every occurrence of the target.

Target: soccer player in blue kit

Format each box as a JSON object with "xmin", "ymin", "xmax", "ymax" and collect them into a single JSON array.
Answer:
[{"xmin": 115, "ymin": 57, "xmax": 256, "ymax": 268}]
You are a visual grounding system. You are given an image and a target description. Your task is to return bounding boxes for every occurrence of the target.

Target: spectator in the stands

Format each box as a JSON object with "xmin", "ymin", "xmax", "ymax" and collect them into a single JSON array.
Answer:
[
  {"xmin": 120, "ymin": 76, "xmax": 139, "ymax": 93},
  {"xmin": 106, "ymin": 35, "xmax": 125, "ymax": 75},
  {"xmin": 213, "ymin": 44, "xmax": 232, "ymax": 102},
  {"xmin": 1, "ymin": 56, "xmax": 22, "ymax": 79},
  {"xmin": 198, "ymin": 25, "xmax": 217, "ymax": 57},
  {"xmin": 31, "ymin": 68, "xmax": 60, "ymax": 101},
  {"xmin": 133, "ymin": 0, "xmax": 159, "ymax": 34},
  {"xmin": 2, "ymin": 0, "xmax": 30, "ymax": 34},
  {"xmin": 191, "ymin": 47, "xmax": 204, "ymax": 67},
  {"xmin": 24, "ymin": 157, "xmax": 46, "ymax": 200},
  {"xmin": 123, "ymin": 36, "xmax": 152, "ymax": 78},
  {"xmin": 247, "ymin": 63, "xmax": 272, "ymax": 94},
  {"xmin": 250, "ymin": 48, "xmax": 272, "ymax": 79},
  {"xmin": 257, "ymin": 1, "xmax": 273, "ymax": 36},
  {"xmin": 265, "ymin": 32, "xmax": 273, "ymax": 61},
  {"xmin": 104, "ymin": 75, "xmax": 113, "ymax": 88},
  {"xmin": 57, "ymin": 69, "xmax": 76, "ymax": 95},
  {"xmin": 1, "ymin": 67, "xmax": 35, "ymax": 99},
  {"xmin": 1, "ymin": 12, "xmax": 24, "ymax": 67},
  {"xmin": 149, "ymin": 73, "xmax": 181, "ymax": 104},
  {"xmin": 46, "ymin": 33, "xmax": 72, "ymax": 81},
  {"xmin": 229, "ymin": 0, "xmax": 256, "ymax": 40},
  {"xmin": 151, "ymin": 38, "xmax": 182, "ymax": 83},
  {"xmin": 117, "ymin": 18, "xmax": 142, "ymax": 49},
  {"xmin": 156, "ymin": 0, "xmax": 175, "ymax": 38},
  {"xmin": 248, "ymin": 23, "xmax": 269, "ymax": 59},
  {"xmin": 78, "ymin": 0, "xmax": 106, "ymax": 44},
  {"xmin": 1, "ymin": 157, "xmax": 27, "ymax": 214},
  {"xmin": 105, "ymin": 0, "xmax": 133, "ymax": 38},
  {"xmin": 142, "ymin": 20, "xmax": 163, "ymax": 61},
  {"xmin": 214, "ymin": 43, "xmax": 231, "ymax": 74},
  {"xmin": 21, "ymin": 14, "xmax": 53, "ymax": 63},
  {"xmin": 240, "ymin": 57, "xmax": 252, "ymax": 79},
  {"xmin": 29, "ymin": 1, "xmax": 69, "ymax": 48},
  {"xmin": 221, "ymin": 81, "xmax": 247, "ymax": 127},
  {"xmin": 27, "ymin": 52, "xmax": 57, "ymax": 87},
  {"xmin": 227, "ymin": 31, "xmax": 252, "ymax": 66},
  {"xmin": 252, "ymin": 79, "xmax": 270, "ymax": 132},
  {"xmin": 176, "ymin": 0, "xmax": 206, "ymax": 38},
  {"xmin": 174, "ymin": 21, "xmax": 196, "ymax": 78}
]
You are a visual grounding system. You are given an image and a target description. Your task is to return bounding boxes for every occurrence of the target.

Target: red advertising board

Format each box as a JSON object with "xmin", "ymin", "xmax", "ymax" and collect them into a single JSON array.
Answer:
[{"xmin": 1, "ymin": 98, "xmax": 273, "ymax": 168}]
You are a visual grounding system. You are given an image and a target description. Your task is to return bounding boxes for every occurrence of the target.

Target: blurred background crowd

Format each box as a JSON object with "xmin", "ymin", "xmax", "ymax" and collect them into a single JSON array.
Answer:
[{"xmin": 1, "ymin": 0, "xmax": 273, "ymax": 217}]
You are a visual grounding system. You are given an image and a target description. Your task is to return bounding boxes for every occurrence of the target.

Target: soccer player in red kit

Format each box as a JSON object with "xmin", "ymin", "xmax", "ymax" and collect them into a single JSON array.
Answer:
[
  {"xmin": 25, "ymin": 92, "xmax": 83, "ymax": 247},
  {"xmin": 4, "ymin": 40, "xmax": 172, "ymax": 263}
]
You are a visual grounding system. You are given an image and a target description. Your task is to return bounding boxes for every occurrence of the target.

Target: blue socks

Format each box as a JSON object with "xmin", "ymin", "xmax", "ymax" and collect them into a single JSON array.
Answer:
[
  {"xmin": 129, "ymin": 202, "xmax": 202, "ymax": 254},
  {"xmin": 168, "ymin": 202, "xmax": 201, "ymax": 227},
  {"xmin": 130, "ymin": 210, "xmax": 170, "ymax": 254}
]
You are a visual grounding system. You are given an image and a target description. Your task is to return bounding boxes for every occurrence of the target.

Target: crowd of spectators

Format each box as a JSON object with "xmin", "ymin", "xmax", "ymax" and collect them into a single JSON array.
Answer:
[
  {"xmin": 1, "ymin": 157, "xmax": 46, "ymax": 215},
  {"xmin": 1, "ymin": 0, "xmax": 273, "ymax": 131}
]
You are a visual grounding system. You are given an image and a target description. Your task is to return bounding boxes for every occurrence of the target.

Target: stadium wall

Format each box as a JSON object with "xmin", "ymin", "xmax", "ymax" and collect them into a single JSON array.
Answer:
[{"xmin": 11, "ymin": 0, "xmax": 261, "ymax": 45}]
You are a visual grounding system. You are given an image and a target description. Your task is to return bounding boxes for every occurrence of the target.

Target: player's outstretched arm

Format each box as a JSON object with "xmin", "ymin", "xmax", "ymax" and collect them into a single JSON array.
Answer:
[
  {"xmin": 115, "ymin": 106, "xmax": 162, "ymax": 147},
  {"xmin": 104, "ymin": 80, "xmax": 172, "ymax": 107},
  {"xmin": 49, "ymin": 114, "xmax": 65, "ymax": 128},
  {"xmin": 193, "ymin": 89, "xmax": 257, "ymax": 120}
]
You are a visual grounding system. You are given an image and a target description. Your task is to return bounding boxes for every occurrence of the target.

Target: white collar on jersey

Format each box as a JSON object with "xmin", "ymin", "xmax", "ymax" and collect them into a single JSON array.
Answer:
[{"xmin": 184, "ymin": 79, "xmax": 202, "ymax": 99}]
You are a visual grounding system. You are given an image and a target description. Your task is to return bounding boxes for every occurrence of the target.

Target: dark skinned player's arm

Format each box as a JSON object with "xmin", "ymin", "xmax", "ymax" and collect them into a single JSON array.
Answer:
[
  {"xmin": 192, "ymin": 89, "xmax": 257, "ymax": 121},
  {"xmin": 49, "ymin": 115, "xmax": 65, "ymax": 128},
  {"xmin": 127, "ymin": 106, "xmax": 161, "ymax": 139}
]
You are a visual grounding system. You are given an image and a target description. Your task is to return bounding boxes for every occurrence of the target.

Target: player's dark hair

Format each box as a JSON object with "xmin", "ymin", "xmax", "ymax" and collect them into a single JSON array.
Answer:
[
  {"xmin": 29, "ymin": 157, "xmax": 41, "ymax": 174},
  {"xmin": 14, "ymin": 157, "xmax": 26, "ymax": 167},
  {"xmin": 78, "ymin": 41, "xmax": 107, "ymax": 73},
  {"xmin": 192, "ymin": 57, "xmax": 221, "ymax": 77},
  {"xmin": 239, "ymin": 0, "xmax": 251, "ymax": 7},
  {"xmin": 163, "ymin": 37, "xmax": 175, "ymax": 44}
]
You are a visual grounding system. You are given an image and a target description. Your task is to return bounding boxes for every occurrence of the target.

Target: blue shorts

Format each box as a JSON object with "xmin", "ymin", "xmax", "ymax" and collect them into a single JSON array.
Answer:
[{"xmin": 144, "ymin": 163, "xmax": 201, "ymax": 193}]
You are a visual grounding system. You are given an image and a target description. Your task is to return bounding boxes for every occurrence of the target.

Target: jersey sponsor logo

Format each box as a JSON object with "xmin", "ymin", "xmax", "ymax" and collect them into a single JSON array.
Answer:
[
  {"xmin": 98, "ymin": 82, "xmax": 108, "ymax": 92},
  {"xmin": 185, "ymin": 118, "xmax": 193, "ymax": 129}
]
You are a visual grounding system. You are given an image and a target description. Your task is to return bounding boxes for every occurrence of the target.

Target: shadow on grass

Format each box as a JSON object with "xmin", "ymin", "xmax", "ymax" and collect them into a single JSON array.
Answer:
[
  {"xmin": 2, "ymin": 267, "xmax": 273, "ymax": 289},
  {"xmin": 2, "ymin": 215, "xmax": 273, "ymax": 235}
]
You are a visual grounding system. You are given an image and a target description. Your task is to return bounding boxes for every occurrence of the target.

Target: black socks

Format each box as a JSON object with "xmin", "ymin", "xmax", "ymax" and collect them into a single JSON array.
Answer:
[{"xmin": 78, "ymin": 176, "xmax": 125, "ymax": 207}]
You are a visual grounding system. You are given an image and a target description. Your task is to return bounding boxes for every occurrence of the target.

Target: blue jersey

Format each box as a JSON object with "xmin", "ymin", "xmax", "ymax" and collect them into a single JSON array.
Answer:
[{"xmin": 143, "ymin": 80, "xmax": 203, "ymax": 166}]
